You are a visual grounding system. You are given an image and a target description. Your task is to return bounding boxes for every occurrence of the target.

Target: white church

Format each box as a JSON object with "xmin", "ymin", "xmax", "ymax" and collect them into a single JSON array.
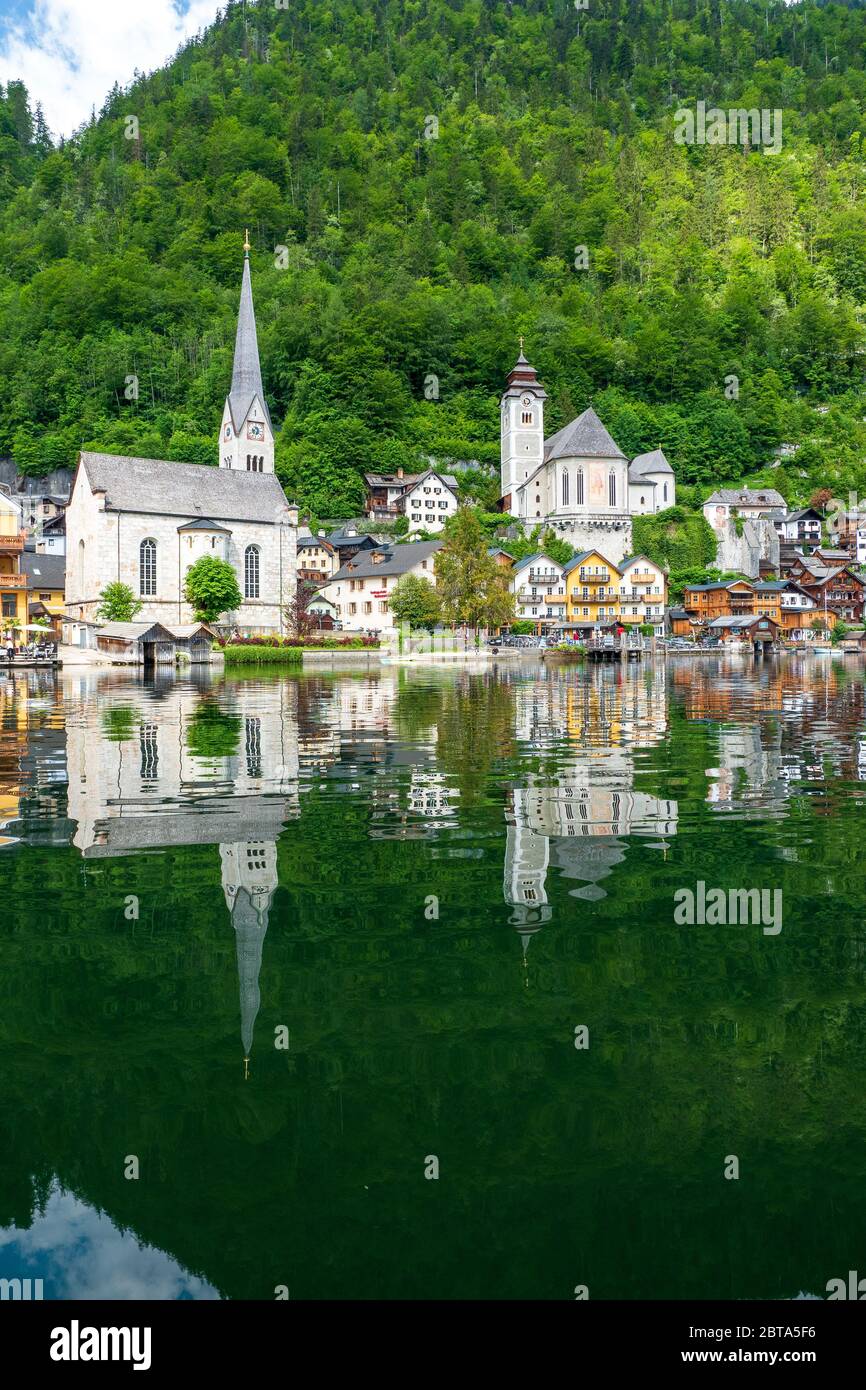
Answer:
[
  {"xmin": 65, "ymin": 238, "xmax": 297, "ymax": 634},
  {"xmin": 500, "ymin": 348, "xmax": 675, "ymax": 564}
]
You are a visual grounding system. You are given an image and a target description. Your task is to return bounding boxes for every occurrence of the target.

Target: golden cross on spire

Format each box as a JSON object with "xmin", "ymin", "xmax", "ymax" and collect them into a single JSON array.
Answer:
[
  {"xmin": 519, "ymin": 334, "xmax": 525, "ymax": 353},
  {"xmin": 243, "ymin": 228, "xmax": 251, "ymax": 253}
]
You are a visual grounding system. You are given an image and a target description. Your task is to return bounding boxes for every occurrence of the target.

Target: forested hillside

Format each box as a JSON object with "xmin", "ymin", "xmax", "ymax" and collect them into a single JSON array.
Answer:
[{"xmin": 3, "ymin": 0, "xmax": 866, "ymax": 516}]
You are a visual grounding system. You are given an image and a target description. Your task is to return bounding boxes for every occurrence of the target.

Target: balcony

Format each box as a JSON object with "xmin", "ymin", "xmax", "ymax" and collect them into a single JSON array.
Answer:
[
  {"xmin": 626, "ymin": 573, "xmax": 654, "ymax": 584},
  {"xmin": 0, "ymin": 531, "xmax": 26, "ymax": 553},
  {"xmin": 0, "ymin": 572, "xmax": 26, "ymax": 589},
  {"xmin": 578, "ymin": 571, "xmax": 609, "ymax": 583}
]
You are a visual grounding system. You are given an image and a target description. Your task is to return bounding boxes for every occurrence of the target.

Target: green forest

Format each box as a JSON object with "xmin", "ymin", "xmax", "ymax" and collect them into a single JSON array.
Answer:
[{"xmin": 3, "ymin": 0, "xmax": 866, "ymax": 518}]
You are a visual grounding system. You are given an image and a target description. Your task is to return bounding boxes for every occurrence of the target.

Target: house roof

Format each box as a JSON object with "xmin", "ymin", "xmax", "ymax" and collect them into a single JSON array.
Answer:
[
  {"xmin": 326, "ymin": 528, "xmax": 378, "ymax": 550},
  {"xmin": 562, "ymin": 550, "xmax": 622, "ymax": 575},
  {"xmin": 168, "ymin": 624, "xmax": 217, "ymax": 639},
  {"xmin": 619, "ymin": 554, "xmax": 659, "ymax": 569},
  {"xmin": 784, "ymin": 508, "xmax": 822, "ymax": 522},
  {"xmin": 544, "ymin": 407, "xmax": 627, "ymax": 463},
  {"xmin": 629, "ymin": 448, "xmax": 673, "ymax": 478},
  {"xmin": 297, "ymin": 536, "xmax": 335, "ymax": 552},
  {"xmin": 330, "ymin": 540, "xmax": 443, "ymax": 583},
  {"xmin": 78, "ymin": 453, "xmax": 290, "ymax": 524},
  {"xmin": 708, "ymin": 614, "xmax": 777, "ymax": 629},
  {"xmin": 684, "ymin": 581, "xmax": 752, "ymax": 592},
  {"xmin": 19, "ymin": 551, "xmax": 65, "ymax": 590},
  {"xmin": 704, "ymin": 488, "xmax": 786, "ymax": 508},
  {"xmin": 227, "ymin": 252, "xmax": 271, "ymax": 433},
  {"xmin": 96, "ymin": 621, "xmax": 176, "ymax": 641},
  {"xmin": 364, "ymin": 469, "xmax": 458, "ymax": 491}
]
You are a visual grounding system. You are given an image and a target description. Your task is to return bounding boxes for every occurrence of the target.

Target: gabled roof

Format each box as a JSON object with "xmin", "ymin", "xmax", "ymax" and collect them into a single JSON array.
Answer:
[
  {"xmin": 784, "ymin": 508, "xmax": 822, "ymax": 522},
  {"xmin": 512, "ymin": 552, "xmax": 564, "ymax": 575},
  {"xmin": 704, "ymin": 488, "xmax": 786, "ymax": 508},
  {"xmin": 97, "ymin": 621, "xmax": 177, "ymax": 641},
  {"xmin": 326, "ymin": 528, "xmax": 379, "ymax": 550},
  {"xmin": 619, "ymin": 553, "xmax": 660, "ymax": 569},
  {"xmin": 227, "ymin": 252, "xmax": 272, "ymax": 433},
  {"xmin": 177, "ymin": 517, "xmax": 233, "ymax": 534},
  {"xmin": 330, "ymin": 540, "xmax": 442, "ymax": 583},
  {"xmin": 544, "ymin": 407, "xmax": 626, "ymax": 463},
  {"xmin": 78, "ymin": 453, "xmax": 290, "ymax": 524},
  {"xmin": 708, "ymin": 614, "xmax": 777, "ymax": 629},
  {"xmin": 562, "ymin": 550, "xmax": 622, "ymax": 576},
  {"xmin": 629, "ymin": 448, "xmax": 673, "ymax": 478}
]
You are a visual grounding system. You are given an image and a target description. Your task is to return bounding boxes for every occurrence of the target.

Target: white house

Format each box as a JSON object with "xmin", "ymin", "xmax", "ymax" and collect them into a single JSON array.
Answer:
[
  {"xmin": 64, "ymin": 244, "xmax": 298, "ymax": 637},
  {"xmin": 499, "ymin": 350, "xmax": 677, "ymax": 562},
  {"xmin": 510, "ymin": 554, "xmax": 568, "ymax": 630},
  {"xmin": 363, "ymin": 468, "xmax": 459, "ymax": 533},
  {"xmin": 617, "ymin": 554, "xmax": 667, "ymax": 632},
  {"xmin": 703, "ymin": 488, "xmax": 787, "ymax": 529},
  {"xmin": 323, "ymin": 540, "xmax": 442, "ymax": 633}
]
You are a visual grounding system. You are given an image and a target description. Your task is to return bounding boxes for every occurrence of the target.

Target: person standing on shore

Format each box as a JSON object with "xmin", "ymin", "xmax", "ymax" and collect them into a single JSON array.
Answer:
[{"xmin": 4, "ymin": 634, "xmax": 13, "ymax": 662}]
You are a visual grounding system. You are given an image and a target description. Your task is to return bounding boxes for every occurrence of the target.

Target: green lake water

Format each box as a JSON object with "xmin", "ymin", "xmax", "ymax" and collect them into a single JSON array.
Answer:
[{"xmin": 1, "ymin": 652, "xmax": 865, "ymax": 1300}]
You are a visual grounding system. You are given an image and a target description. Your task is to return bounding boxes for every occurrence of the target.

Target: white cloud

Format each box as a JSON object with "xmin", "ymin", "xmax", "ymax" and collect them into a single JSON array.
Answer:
[{"xmin": 0, "ymin": 0, "xmax": 224, "ymax": 139}]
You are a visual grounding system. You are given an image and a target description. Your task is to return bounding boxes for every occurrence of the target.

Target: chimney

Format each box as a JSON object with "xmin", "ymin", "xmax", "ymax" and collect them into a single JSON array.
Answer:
[
  {"xmin": 397, "ymin": 467, "xmax": 404, "ymax": 479},
  {"xmin": 318, "ymin": 530, "xmax": 326, "ymax": 538},
  {"xmin": 346, "ymin": 525, "xmax": 357, "ymax": 537}
]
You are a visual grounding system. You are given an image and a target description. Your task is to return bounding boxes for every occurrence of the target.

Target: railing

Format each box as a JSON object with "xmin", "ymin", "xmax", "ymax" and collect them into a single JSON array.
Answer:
[
  {"xmin": 0, "ymin": 531, "xmax": 26, "ymax": 552},
  {"xmin": 578, "ymin": 571, "xmax": 609, "ymax": 583},
  {"xmin": 0, "ymin": 572, "xmax": 26, "ymax": 588}
]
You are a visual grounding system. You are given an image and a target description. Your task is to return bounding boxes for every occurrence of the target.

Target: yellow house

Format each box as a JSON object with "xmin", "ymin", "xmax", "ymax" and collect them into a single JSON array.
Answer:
[
  {"xmin": 563, "ymin": 549, "xmax": 623, "ymax": 629},
  {"xmin": 1, "ymin": 492, "xmax": 27, "ymax": 637},
  {"xmin": 20, "ymin": 551, "xmax": 66, "ymax": 638},
  {"xmin": 618, "ymin": 554, "xmax": 667, "ymax": 634}
]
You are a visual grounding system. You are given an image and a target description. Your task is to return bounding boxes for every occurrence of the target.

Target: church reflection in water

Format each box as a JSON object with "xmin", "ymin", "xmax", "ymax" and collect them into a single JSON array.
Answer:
[
  {"xmin": 64, "ymin": 675, "xmax": 299, "ymax": 1073},
  {"xmin": 503, "ymin": 664, "xmax": 678, "ymax": 954}
]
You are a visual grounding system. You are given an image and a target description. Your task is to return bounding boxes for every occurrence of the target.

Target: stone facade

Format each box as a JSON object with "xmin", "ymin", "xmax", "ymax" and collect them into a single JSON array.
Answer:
[{"xmin": 65, "ymin": 463, "xmax": 297, "ymax": 633}]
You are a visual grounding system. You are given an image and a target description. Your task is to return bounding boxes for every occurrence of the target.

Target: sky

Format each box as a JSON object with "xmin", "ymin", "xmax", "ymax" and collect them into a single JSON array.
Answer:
[{"xmin": 0, "ymin": 0, "xmax": 225, "ymax": 138}]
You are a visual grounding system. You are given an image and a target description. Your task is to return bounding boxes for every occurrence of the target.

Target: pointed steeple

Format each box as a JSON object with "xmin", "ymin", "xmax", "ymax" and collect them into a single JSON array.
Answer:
[{"xmin": 228, "ymin": 237, "xmax": 272, "ymax": 434}]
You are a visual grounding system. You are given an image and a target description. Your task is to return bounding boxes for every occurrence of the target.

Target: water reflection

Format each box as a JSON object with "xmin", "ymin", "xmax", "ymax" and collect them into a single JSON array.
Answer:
[{"xmin": 3, "ymin": 651, "xmax": 866, "ymax": 1298}]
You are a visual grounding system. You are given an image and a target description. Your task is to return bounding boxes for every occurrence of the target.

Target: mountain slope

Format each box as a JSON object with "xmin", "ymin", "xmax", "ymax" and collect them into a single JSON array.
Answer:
[{"xmin": 2, "ymin": 0, "xmax": 866, "ymax": 515}]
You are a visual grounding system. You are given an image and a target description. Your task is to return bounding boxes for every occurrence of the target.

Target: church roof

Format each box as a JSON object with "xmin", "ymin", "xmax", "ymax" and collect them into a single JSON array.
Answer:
[
  {"xmin": 228, "ymin": 252, "xmax": 272, "ymax": 433},
  {"xmin": 629, "ymin": 448, "xmax": 673, "ymax": 478},
  {"xmin": 79, "ymin": 453, "xmax": 290, "ymax": 524},
  {"xmin": 177, "ymin": 517, "xmax": 233, "ymax": 533},
  {"xmin": 544, "ymin": 407, "xmax": 627, "ymax": 462}
]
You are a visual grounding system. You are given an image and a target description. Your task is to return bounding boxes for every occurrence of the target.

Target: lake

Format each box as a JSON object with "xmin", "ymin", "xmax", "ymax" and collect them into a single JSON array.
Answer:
[{"xmin": 1, "ymin": 651, "xmax": 864, "ymax": 1300}]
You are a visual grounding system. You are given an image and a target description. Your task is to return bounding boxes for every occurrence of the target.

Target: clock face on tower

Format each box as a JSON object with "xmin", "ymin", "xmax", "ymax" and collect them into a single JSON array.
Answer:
[
  {"xmin": 521, "ymin": 395, "xmax": 532, "ymax": 407},
  {"xmin": 247, "ymin": 422, "xmax": 265, "ymax": 442}
]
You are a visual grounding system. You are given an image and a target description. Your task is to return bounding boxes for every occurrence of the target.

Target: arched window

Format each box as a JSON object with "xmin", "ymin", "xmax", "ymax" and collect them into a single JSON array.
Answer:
[
  {"xmin": 139, "ymin": 538, "xmax": 157, "ymax": 596},
  {"xmin": 78, "ymin": 538, "xmax": 85, "ymax": 594},
  {"xmin": 244, "ymin": 545, "xmax": 260, "ymax": 599},
  {"xmin": 663, "ymin": 482, "xmax": 668, "ymax": 502},
  {"xmin": 562, "ymin": 471, "xmax": 569, "ymax": 507},
  {"xmin": 609, "ymin": 471, "xmax": 616, "ymax": 507},
  {"xmin": 576, "ymin": 469, "xmax": 584, "ymax": 506}
]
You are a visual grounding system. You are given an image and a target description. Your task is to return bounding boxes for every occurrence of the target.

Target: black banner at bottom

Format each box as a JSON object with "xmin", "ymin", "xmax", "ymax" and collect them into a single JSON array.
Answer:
[{"xmin": 1, "ymin": 1297, "xmax": 860, "ymax": 1373}]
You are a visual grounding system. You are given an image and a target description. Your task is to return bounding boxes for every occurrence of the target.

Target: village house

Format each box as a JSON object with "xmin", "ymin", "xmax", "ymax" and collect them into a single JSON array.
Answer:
[
  {"xmin": 783, "ymin": 557, "xmax": 866, "ymax": 623},
  {"xmin": 0, "ymin": 492, "xmax": 27, "ymax": 638},
  {"xmin": 706, "ymin": 614, "xmax": 781, "ymax": 648},
  {"xmin": 363, "ymin": 468, "xmax": 459, "ymax": 533},
  {"xmin": 511, "ymin": 554, "xmax": 568, "ymax": 631},
  {"xmin": 325, "ymin": 526, "xmax": 380, "ymax": 565},
  {"xmin": 36, "ymin": 510, "xmax": 66, "ymax": 556},
  {"xmin": 681, "ymin": 579, "xmax": 756, "ymax": 625},
  {"xmin": 64, "ymin": 242, "xmax": 298, "ymax": 641},
  {"xmin": 827, "ymin": 511, "xmax": 866, "ymax": 566},
  {"xmin": 617, "ymin": 555, "xmax": 667, "ymax": 632},
  {"xmin": 21, "ymin": 550, "xmax": 66, "ymax": 640},
  {"xmin": 562, "ymin": 549, "xmax": 622, "ymax": 631},
  {"xmin": 702, "ymin": 488, "xmax": 787, "ymax": 528},
  {"xmin": 773, "ymin": 507, "xmax": 822, "ymax": 549},
  {"xmin": 323, "ymin": 540, "xmax": 442, "ymax": 634},
  {"xmin": 296, "ymin": 535, "xmax": 338, "ymax": 584}
]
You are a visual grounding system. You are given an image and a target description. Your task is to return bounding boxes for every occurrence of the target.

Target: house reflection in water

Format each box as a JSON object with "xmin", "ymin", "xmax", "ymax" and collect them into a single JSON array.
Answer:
[
  {"xmin": 504, "ymin": 668, "xmax": 678, "ymax": 953},
  {"xmin": 65, "ymin": 679, "xmax": 299, "ymax": 1073}
]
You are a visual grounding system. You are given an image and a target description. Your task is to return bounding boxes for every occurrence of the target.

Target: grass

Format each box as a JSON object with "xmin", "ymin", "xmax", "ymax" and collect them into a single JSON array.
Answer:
[{"xmin": 221, "ymin": 644, "xmax": 304, "ymax": 664}]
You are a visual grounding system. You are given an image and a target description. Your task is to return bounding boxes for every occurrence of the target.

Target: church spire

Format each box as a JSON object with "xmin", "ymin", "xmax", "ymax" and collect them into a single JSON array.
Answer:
[
  {"xmin": 229, "ymin": 238, "xmax": 271, "ymax": 432},
  {"xmin": 219, "ymin": 238, "xmax": 275, "ymax": 470}
]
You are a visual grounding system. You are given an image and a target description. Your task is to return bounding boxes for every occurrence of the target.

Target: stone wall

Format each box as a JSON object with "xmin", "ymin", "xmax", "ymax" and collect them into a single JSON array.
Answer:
[{"xmin": 711, "ymin": 517, "xmax": 779, "ymax": 578}]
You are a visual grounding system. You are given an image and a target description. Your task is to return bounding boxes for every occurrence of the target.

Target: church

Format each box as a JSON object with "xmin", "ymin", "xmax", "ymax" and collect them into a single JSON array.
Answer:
[
  {"xmin": 65, "ymin": 237, "xmax": 297, "ymax": 635},
  {"xmin": 500, "ymin": 349, "xmax": 675, "ymax": 565}
]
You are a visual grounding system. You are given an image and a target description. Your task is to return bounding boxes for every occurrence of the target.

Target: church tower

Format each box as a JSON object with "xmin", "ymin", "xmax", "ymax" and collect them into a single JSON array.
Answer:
[
  {"xmin": 219, "ymin": 233, "xmax": 274, "ymax": 474},
  {"xmin": 220, "ymin": 840, "xmax": 278, "ymax": 1077},
  {"xmin": 500, "ymin": 343, "xmax": 547, "ymax": 514}
]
